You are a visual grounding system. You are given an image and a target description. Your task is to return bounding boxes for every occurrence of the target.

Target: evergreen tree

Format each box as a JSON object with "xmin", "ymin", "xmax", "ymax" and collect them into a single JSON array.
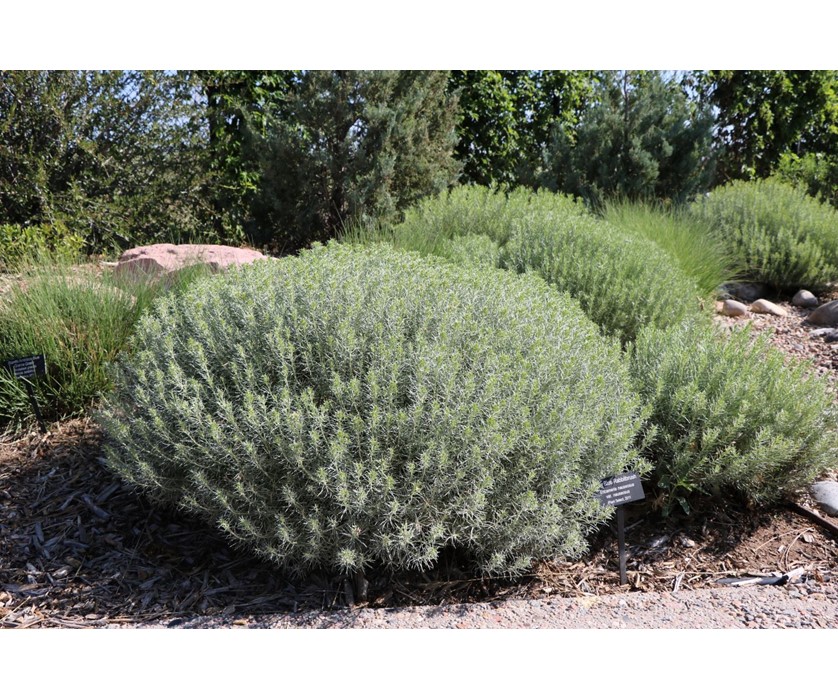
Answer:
[
  {"xmin": 541, "ymin": 71, "xmax": 715, "ymax": 207},
  {"xmin": 252, "ymin": 70, "xmax": 460, "ymax": 252}
]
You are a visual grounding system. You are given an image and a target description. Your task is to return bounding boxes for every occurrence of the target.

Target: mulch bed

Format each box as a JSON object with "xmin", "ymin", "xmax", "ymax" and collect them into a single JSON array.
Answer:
[{"xmin": 2, "ymin": 417, "xmax": 836, "ymax": 629}]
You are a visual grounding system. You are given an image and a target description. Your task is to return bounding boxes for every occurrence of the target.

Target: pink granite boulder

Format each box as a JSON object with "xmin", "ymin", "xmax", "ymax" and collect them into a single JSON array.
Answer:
[{"xmin": 116, "ymin": 244, "xmax": 265, "ymax": 278}]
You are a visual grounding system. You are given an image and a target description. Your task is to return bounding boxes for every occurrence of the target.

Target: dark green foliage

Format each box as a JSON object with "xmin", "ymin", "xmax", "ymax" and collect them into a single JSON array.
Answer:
[
  {"xmin": 0, "ymin": 261, "xmax": 212, "ymax": 430},
  {"xmin": 250, "ymin": 71, "xmax": 460, "ymax": 253},
  {"xmin": 99, "ymin": 244, "xmax": 646, "ymax": 576},
  {"xmin": 0, "ymin": 71, "xmax": 218, "ymax": 253},
  {"xmin": 692, "ymin": 178, "xmax": 838, "ymax": 291},
  {"xmin": 197, "ymin": 70, "xmax": 298, "ymax": 241},
  {"xmin": 450, "ymin": 70, "xmax": 594, "ymax": 188},
  {"xmin": 693, "ymin": 70, "xmax": 838, "ymax": 183},
  {"xmin": 632, "ymin": 320, "xmax": 838, "ymax": 509},
  {"xmin": 541, "ymin": 71, "xmax": 715, "ymax": 207}
]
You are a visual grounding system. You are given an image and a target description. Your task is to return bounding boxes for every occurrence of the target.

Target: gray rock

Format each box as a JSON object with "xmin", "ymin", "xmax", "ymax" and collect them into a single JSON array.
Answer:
[
  {"xmin": 809, "ymin": 327, "xmax": 837, "ymax": 337},
  {"xmin": 792, "ymin": 289, "xmax": 819, "ymax": 308},
  {"xmin": 720, "ymin": 282, "xmax": 770, "ymax": 303},
  {"xmin": 809, "ymin": 481, "xmax": 838, "ymax": 516},
  {"xmin": 721, "ymin": 299, "xmax": 749, "ymax": 317},
  {"xmin": 807, "ymin": 299, "xmax": 838, "ymax": 327},
  {"xmin": 750, "ymin": 299, "xmax": 787, "ymax": 316}
]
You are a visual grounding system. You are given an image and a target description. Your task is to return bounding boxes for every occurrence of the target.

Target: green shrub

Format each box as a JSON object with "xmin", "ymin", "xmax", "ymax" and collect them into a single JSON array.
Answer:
[
  {"xmin": 601, "ymin": 199, "xmax": 740, "ymax": 298},
  {"xmin": 0, "ymin": 260, "xmax": 213, "ymax": 430},
  {"xmin": 360, "ymin": 187, "xmax": 707, "ymax": 344},
  {"xmin": 775, "ymin": 152, "xmax": 838, "ymax": 209},
  {"xmin": 631, "ymin": 320, "xmax": 838, "ymax": 510},
  {"xmin": 0, "ymin": 223, "xmax": 85, "ymax": 272},
  {"xmin": 391, "ymin": 185, "xmax": 540, "ymax": 249},
  {"xmin": 498, "ymin": 195, "xmax": 707, "ymax": 344},
  {"xmin": 99, "ymin": 243, "xmax": 646, "ymax": 576},
  {"xmin": 692, "ymin": 178, "xmax": 838, "ymax": 291}
]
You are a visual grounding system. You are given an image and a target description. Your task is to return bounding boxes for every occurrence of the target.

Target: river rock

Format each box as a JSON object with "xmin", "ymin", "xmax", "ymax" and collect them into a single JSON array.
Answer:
[
  {"xmin": 750, "ymin": 299, "xmax": 787, "ymax": 316},
  {"xmin": 792, "ymin": 289, "xmax": 819, "ymax": 308},
  {"xmin": 809, "ymin": 481, "xmax": 838, "ymax": 516},
  {"xmin": 721, "ymin": 299, "xmax": 749, "ymax": 317},
  {"xmin": 807, "ymin": 299, "xmax": 838, "ymax": 327},
  {"xmin": 116, "ymin": 244, "xmax": 265, "ymax": 278}
]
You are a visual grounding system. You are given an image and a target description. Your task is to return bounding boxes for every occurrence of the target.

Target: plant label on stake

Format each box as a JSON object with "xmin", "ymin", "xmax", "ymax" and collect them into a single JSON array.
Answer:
[
  {"xmin": 4, "ymin": 354, "xmax": 47, "ymax": 433},
  {"xmin": 597, "ymin": 472, "xmax": 645, "ymax": 585}
]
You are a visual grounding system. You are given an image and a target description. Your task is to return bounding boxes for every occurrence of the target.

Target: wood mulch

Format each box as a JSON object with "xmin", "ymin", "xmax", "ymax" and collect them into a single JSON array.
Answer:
[{"xmin": 1, "ymin": 417, "xmax": 836, "ymax": 629}]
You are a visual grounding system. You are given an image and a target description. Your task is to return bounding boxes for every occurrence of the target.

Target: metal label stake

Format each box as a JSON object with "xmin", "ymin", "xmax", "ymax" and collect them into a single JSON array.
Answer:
[
  {"xmin": 597, "ymin": 472, "xmax": 645, "ymax": 586},
  {"xmin": 4, "ymin": 354, "xmax": 48, "ymax": 433},
  {"xmin": 617, "ymin": 505, "xmax": 627, "ymax": 584}
]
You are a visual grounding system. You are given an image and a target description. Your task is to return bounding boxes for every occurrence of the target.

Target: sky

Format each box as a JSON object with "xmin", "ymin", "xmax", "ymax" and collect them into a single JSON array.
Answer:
[{"xmin": 4, "ymin": 1, "xmax": 838, "ymax": 69}]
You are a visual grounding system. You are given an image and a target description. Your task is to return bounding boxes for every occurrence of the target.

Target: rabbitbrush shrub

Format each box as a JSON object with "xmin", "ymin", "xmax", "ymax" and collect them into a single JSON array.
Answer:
[
  {"xmin": 360, "ymin": 186, "xmax": 707, "ymax": 344},
  {"xmin": 632, "ymin": 320, "xmax": 838, "ymax": 510},
  {"xmin": 497, "ymin": 195, "xmax": 707, "ymax": 344},
  {"xmin": 99, "ymin": 243, "xmax": 646, "ymax": 576},
  {"xmin": 692, "ymin": 178, "xmax": 838, "ymax": 292}
]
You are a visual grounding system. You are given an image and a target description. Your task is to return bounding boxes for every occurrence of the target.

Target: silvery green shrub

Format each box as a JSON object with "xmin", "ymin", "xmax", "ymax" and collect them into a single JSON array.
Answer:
[
  {"xmin": 632, "ymin": 320, "xmax": 838, "ymax": 509},
  {"xmin": 358, "ymin": 187, "xmax": 834, "ymax": 513},
  {"xmin": 372, "ymin": 186, "xmax": 707, "ymax": 344},
  {"xmin": 692, "ymin": 178, "xmax": 838, "ymax": 291},
  {"xmin": 99, "ymin": 244, "xmax": 646, "ymax": 576},
  {"xmin": 498, "ymin": 198, "xmax": 706, "ymax": 344}
]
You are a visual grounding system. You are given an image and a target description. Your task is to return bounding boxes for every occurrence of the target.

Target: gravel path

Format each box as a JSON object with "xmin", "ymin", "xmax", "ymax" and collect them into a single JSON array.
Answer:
[{"xmin": 120, "ymin": 578, "xmax": 837, "ymax": 629}]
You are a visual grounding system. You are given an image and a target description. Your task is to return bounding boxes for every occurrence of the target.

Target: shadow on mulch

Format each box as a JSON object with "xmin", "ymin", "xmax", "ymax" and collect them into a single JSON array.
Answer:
[{"xmin": 1, "ymin": 419, "xmax": 836, "ymax": 628}]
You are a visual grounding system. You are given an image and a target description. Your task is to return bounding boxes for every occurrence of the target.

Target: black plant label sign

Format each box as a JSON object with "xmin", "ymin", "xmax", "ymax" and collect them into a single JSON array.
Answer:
[
  {"xmin": 4, "ymin": 354, "xmax": 47, "ymax": 379},
  {"xmin": 597, "ymin": 472, "xmax": 645, "ymax": 507}
]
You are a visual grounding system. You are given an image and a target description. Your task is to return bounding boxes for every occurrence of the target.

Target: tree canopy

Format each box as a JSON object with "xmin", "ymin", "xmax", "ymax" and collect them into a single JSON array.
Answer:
[
  {"xmin": 540, "ymin": 71, "xmax": 715, "ymax": 206},
  {"xmin": 0, "ymin": 70, "xmax": 212, "ymax": 252},
  {"xmin": 2, "ymin": 69, "xmax": 836, "ymax": 256},
  {"xmin": 694, "ymin": 70, "xmax": 838, "ymax": 182}
]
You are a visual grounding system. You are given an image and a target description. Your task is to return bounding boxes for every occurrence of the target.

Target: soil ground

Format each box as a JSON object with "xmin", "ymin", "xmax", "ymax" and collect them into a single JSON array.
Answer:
[{"xmin": 1, "ymin": 292, "xmax": 837, "ymax": 629}]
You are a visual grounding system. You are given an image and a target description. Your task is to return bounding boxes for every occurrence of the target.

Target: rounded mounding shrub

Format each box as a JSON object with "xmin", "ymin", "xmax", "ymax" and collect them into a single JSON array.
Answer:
[
  {"xmin": 99, "ymin": 243, "xmax": 646, "ymax": 576},
  {"xmin": 632, "ymin": 319, "xmax": 838, "ymax": 511},
  {"xmin": 692, "ymin": 178, "xmax": 838, "ymax": 292},
  {"xmin": 383, "ymin": 187, "xmax": 708, "ymax": 345},
  {"xmin": 499, "ymin": 198, "xmax": 707, "ymax": 344}
]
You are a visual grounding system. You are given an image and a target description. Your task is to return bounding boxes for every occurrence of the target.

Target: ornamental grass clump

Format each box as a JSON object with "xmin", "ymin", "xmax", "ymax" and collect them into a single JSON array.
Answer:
[
  {"xmin": 692, "ymin": 178, "xmax": 838, "ymax": 292},
  {"xmin": 632, "ymin": 320, "xmax": 838, "ymax": 511},
  {"xmin": 601, "ymin": 199, "xmax": 741, "ymax": 298},
  {"xmin": 0, "ymin": 259, "xmax": 213, "ymax": 430},
  {"xmin": 99, "ymin": 243, "xmax": 646, "ymax": 576}
]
